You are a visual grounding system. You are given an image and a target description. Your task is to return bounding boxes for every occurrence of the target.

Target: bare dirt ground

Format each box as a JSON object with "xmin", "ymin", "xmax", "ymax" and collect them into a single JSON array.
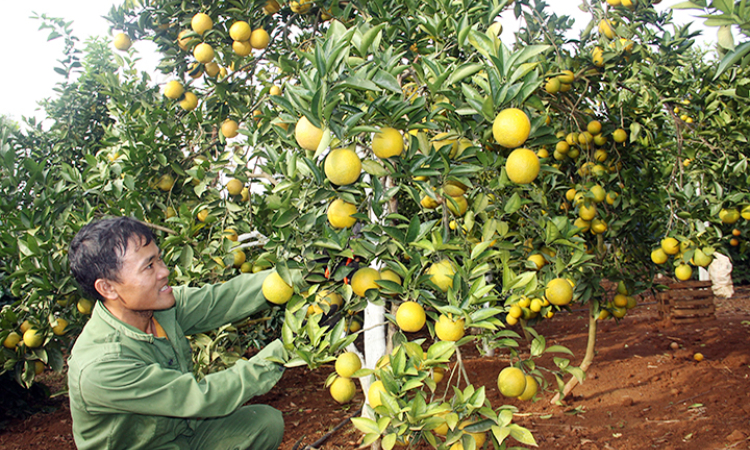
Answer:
[{"xmin": 1, "ymin": 285, "xmax": 749, "ymax": 450}]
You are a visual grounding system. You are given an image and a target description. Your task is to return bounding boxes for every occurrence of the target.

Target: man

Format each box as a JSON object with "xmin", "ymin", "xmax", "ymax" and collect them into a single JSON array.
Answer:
[{"xmin": 67, "ymin": 216, "xmax": 286, "ymax": 450}]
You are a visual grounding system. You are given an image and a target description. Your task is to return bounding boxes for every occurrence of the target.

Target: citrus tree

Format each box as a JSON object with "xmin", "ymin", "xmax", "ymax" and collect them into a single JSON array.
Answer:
[{"xmin": 2, "ymin": 0, "xmax": 750, "ymax": 448}]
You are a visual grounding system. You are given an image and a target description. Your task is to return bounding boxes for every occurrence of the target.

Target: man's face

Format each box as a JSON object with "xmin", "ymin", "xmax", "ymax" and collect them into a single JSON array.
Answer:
[{"xmin": 107, "ymin": 237, "xmax": 175, "ymax": 312}]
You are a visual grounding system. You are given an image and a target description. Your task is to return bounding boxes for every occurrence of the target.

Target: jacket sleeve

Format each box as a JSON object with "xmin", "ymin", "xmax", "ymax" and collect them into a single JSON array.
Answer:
[
  {"xmin": 173, "ymin": 270, "xmax": 273, "ymax": 336},
  {"xmin": 76, "ymin": 339, "xmax": 286, "ymax": 418}
]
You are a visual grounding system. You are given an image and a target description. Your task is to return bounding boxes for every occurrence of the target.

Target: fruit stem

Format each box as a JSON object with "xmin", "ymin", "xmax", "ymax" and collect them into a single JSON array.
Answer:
[{"xmin": 455, "ymin": 346, "xmax": 472, "ymax": 388}]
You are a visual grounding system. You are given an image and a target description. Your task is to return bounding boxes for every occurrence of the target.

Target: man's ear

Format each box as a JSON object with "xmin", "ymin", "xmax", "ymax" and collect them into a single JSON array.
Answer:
[{"xmin": 94, "ymin": 278, "xmax": 119, "ymax": 301}]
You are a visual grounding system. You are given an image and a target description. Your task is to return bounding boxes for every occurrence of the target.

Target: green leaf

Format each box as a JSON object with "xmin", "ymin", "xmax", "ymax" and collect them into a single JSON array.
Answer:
[
  {"xmin": 671, "ymin": 1, "xmax": 704, "ymax": 9},
  {"xmin": 373, "ymin": 69, "xmax": 402, "ymax": 93},
  {"xmin": 449, "ymin": 63, "xmax": 483, "ymax": 85},
  {"xmin": 714, "ymin": 41, "xmax": 750, "ymax": 79},
  {"xmin": 359, "ymin": 24, "xmax": 386, "ymax": 58},
  {"xmin": 351, "ymin": 417, "xmax": 380, "ymax": 435},
  {"xmin": 508, "ymin": 423, "xmax": 537, "ymax": 446},
  {"xmin": 545, "ymin": 345, "xmax": 574, "ymax": 355}
]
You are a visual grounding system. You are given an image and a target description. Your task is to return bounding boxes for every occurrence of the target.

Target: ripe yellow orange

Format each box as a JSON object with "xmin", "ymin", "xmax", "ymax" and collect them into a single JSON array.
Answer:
[
  {"xmin": 517, "ymin": 374, "xmax": 539, "ymax": 401},
  {"xmin": 290, "ymin": 0, "xmax": 313, "ymax": 13},
  {"xmin": 250, "ymin": 28, "xmax": 271, "ymax": 49},
  {"xmin": 221, "ymin": 119, "xmax": 239, "ymax": 139},
  {"xmin": 741, "ymin": 205, "xmax": 750, "ymax": 220},
  {"xmin": 434, "ymin": 314, "xmax": 465, "ymax": 341},
  {"xmin": 497, "ymin": 366, "xmax": 527, "ymax": 397},
  {"xmin": 191, "ymin": 12, "xmax": 213, "ymax": 35},
  {"xmin": 229, "ymin": 21, "xmax": 252, "ymax": 41},
  {"xmin": 351, "ymin": 267, "xmax": 381, "ymax": 297},
  {"xmin": 156, "ymin": 173, "xmax": 175, "ymax": 191},
  {"xmin": 3, "ymin": 331, "xmax": 21, "ymax": 349},
  {"xmin": 372, "ymin": 127, "xmax": 404, "ymax": 158},
  {"xmin": 587, "ymin": 120, "xmax": 603, "ymax": 135},
  {"xmin": 262, "ymin": 271, "xmax": 294, "ymax": 305},
  {"xmin": 613, "ymin": 128, "xmax": 628, "ymax": 143},
  {"xmin": 446, "ymin": 195, "xmax": 468, "ymax": 216},
  {"xmin": 177, "ymin": 30, "xmax": 193, "ymax": 51},
  {"xmin": 379, "ymin": 269, "xmax": 402, "ymax": 286},
  {"xmin": 316, "ymin": 290, "xmax": 343, "ymax": 309},
  {"xmin": 395, "ymin": 301, "xmax": 426, "ymax": 332},
  {"xmin": 693, "ymin": 352, "xmax": 704, "ymax": 362},
  {"xmin": 269, "ymin": 85, "xmax": 283, "ymax": 97},
  {"xmin": 598, "ymin": 19, "xmax": 616, "ymax": 39},
  {"xmin": 193, "ymin": 42, "xmax": 215, "ymax": 64},
  {"xmin": 233, "ymin": 40, "xmax": 253, "ymax": 57},
  {"xmin": 77, "ymin": 299, "xmax": 93, "ymax": 315},
  {"xmin": 264, "ymin": 0, "xmax": 282, "ymax": 14},
  {"xmin": 545, "ymin": 77, "xmax": 561, "ymax": 94},
  {"xmin": 505, "ymin": 148, "xmax": 540, "ymax": 184},
  {"xmin": 675, "ymin": 264, "xmax": 692, "ymax": 281},
  {"xmin": 590, "ymin": 185, "xmax": 606, "ymax": 203},
  {"xmin": 493, "ymin": 108, "xmax": 531, "ymax": 148},
  {"xmin": 444, "ymin": 180, "xmax": 468, "ymax": 197},
  {"xmin": 295, "ymin": 116, "xmax": 324, "ymax": 151},
  {"xmin": 613, "ymin": 294, "xmax": 628, "ymax": 308},
  {"xmin": 368, "ymin": 380, "xmax": 386, "ymax": 407},
  {"xmin": 719, "ymin": 208, "xmax": 740, "ymax": 224},
  {"xmin": 196, "ymin": 208, "xmax": 209, "ymax": 222},
  {"xmin": 651, "ymin": 248, "xmax": 668, "ymax": 264},
  {"xmin": 528, "ymin": 254, "xmax": 545, "ymax": 270},
  {"xmin": 573, "ymin": 218, "xmax": 590, "ymax": 232},
  {"xmin": 420, "ymin": 195, "xmax": 439, "ymax": 209},
  {"xmin": 179, "ymin": 91, "xmax": 199, "ymax": 111},
  {"xmin": 431, "ymin": 133, "xmax": 458, "ymax": 156},
  {"xmin": 20, "ymin": 320, "xmax": 32, "ymax": 334},
  {"xmin": 579, "ymin": 202, "xmax": 597, "ymax": 221},
  {"xmin": 661, "ymin": 237, "xmax": 680, "ymax": 255},
  {"xmin": 113, "ymin": 33, "xmax": 132, "ymax": 51},
  {"xmin": 232, "ymin": 250, "xmax": 246, "ymax": 268},
  {"xmin": 427, "ymin": 259, "xmax": 455, "ymax": 292},
  {"xmin": 591, "ymin": 219, "xmax": 608, "ymax": 234},
  {"xmin": 693, "ymin": 248, "xmax": 712, "ymax": 267},
  {"xmin": 163, "ymin": 80, "xmax": 184, "ymax": 99},
  {"xmin": 324, "ymin": 148, "xmax": 361, "ymax": 186},
  {"xmin": 226, "ymin": 178, "xmax": 244, "ymax": 196},
  {"xmin": 335, "ymin": 352, "xmax": 362, "ymax": 378},
  {"xmin": 327, "ymin": 198, "xmax": 358, "ymax": 229},
  {"xmin": 204, "ymin": 62, "xmax": 220, "ymax": 77},
  {"xmin": 545, "ymin": 278, "xmax": 574, "ymax": 306},
  {"xmin": 52, "ymin": 318, "xmax": 69, "ymax": 336},
  {"xmin": 329, "ymin": 376, "xmax": 356, "ymax": 404},
  {"xmin": 23, "ymin": 329, "xmax": 43, "ymax": 348},
  {"xmin": 592, "ymin": 46, "xmax": 604, "ymax": 67},
  {"xmin": 508, "ymin": 305, "xmax": 523, "ymax": 319},
  {"xmin": 457, "ymin": 421, "xmax": 486, "ymax": 449}
]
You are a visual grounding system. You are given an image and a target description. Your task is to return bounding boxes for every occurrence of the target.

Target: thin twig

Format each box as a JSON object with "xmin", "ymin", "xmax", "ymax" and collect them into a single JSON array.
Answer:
[{"xmin": 140, "ymin": 220, "xmax": 177, "ymax": 235}]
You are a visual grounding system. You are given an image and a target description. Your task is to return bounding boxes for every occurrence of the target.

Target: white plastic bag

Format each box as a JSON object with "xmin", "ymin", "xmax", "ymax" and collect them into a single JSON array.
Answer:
[{"xmin": 708, "ymin": 252, "xmax": 734, "ymax": 298}]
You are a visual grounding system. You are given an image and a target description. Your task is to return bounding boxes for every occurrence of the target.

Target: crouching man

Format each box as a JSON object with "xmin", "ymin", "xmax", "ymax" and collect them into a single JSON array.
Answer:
[{"xmin": 67, "ymin": 216, "xmax": 286, "ymax": 449}]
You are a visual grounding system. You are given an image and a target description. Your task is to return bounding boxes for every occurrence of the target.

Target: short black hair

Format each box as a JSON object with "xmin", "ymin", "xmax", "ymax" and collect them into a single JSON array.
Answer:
[{"xmin": 68, "ymin": 217, "xmax": 154, "ymax": 301}]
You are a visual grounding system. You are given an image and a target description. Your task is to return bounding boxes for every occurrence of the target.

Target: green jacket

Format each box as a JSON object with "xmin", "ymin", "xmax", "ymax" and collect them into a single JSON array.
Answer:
[{"xmin": 67, "ymin": 271, "xmax": 286, "ymax": 450}]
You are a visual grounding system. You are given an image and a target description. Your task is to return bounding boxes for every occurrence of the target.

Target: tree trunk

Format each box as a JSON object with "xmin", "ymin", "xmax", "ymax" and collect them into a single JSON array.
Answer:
[{"xmin": 550, "ymin": 301, "xmax": 598, "ymax": 404}]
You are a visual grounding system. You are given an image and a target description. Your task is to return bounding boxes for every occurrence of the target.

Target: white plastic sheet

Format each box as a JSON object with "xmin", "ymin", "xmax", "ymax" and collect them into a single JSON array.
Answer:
[{"xmin": 708, "ymin": 252, "xmax": 734, "ymax": 298}]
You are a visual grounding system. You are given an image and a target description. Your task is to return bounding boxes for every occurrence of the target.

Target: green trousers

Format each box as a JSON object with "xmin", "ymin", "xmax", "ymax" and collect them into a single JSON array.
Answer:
[{"xmin": 171, "ymin": 405, "xmax": 284, "ymax": 450}]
